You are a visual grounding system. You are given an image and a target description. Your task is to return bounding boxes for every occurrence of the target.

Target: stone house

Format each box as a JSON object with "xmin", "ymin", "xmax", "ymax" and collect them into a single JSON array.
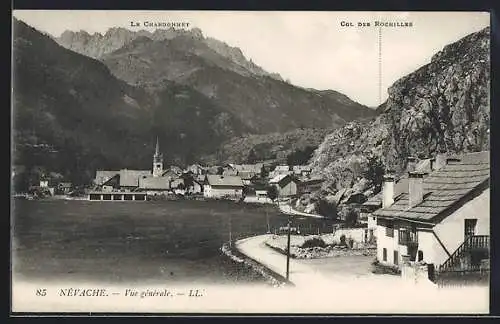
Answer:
[
  {"xmin": 203, "ymin": 175, "xmax": 244, "ymax": 199},
  {"xmin": 373, "ymin": 151, "xmax": 490, "ymax": 280}
]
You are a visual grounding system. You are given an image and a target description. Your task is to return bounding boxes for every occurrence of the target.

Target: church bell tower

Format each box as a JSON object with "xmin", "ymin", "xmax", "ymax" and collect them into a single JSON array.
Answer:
[{"xmin": 153, "ymin": 137, "xmax": 163, "ymax": 177}]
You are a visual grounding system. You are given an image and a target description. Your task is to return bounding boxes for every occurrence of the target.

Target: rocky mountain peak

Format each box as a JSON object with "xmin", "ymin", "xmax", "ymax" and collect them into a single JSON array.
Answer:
[
  {"xmin": 189, "ymin": 27, "xmax": 204, "ymax": 39},
  {"xmin": 308, "ymin": 26, "xmax": 490, "ymax": 205},
  {"xmin": 56, "ymin": 26, "xmax": 284, "ymax": 81}
]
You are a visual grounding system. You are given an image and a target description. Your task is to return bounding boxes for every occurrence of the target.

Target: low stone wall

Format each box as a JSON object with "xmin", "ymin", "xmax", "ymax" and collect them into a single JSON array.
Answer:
[
  {"xmin": 220, "ymin": 243, "xmax": 290, "ymax": 288},
  {"xmin": 265, "ymin": 234, "xmax": 376, "ymax": 259},
  {"xmin": 401, "ymin": 262, "xmax": 430, "ymax": 284},
  {"xmin": 330, "ymin": 228, "xmax": 368, "ymax": 244},
  {"xmin": 435, "ymin": 270, "xmax": 490, "ymax": 287}
]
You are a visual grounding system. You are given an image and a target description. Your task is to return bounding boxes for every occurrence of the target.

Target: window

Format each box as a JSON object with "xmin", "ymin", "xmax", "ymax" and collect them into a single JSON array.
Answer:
[
  {"xmin": 394, "ymin": 250, "xmax": 399, "ymax": 265},
  {"xmin": 386, "ymin": 221, "xmax": 394, "ymax": 238},
  {"xmin": 464, "ymin": 219, "xmax": 477, "ymax": 238},
  {"xmin": 383, "ymin": 248, "xmax": 387, "ymax": 261},
  {"xmin": 418, "ymin": 250, "xmax": 424, "ymax": 262},
  {"xmin": 398, "ymin": 224, "xmax": 418, "ymax": 245}
]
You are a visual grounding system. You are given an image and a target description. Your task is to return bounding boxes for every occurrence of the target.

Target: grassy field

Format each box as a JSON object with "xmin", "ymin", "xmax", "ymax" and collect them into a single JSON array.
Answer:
[{"xmin": 12, "ymin": 199, "xmax": 332, "ymax": 285}]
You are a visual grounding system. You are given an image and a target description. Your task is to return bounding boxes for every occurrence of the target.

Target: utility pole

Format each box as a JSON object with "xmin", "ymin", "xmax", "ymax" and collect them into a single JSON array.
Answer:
[
  {"xmin": 229, "ymin": 214, "xmax": 232, "ymax": 248},
  {"xmin": 266, "ymin": 208, "xmax": 271, "ymax": 234},
  {"xmin": 286, "ymin": 215, "xmax": 291, "ymax": 281}
]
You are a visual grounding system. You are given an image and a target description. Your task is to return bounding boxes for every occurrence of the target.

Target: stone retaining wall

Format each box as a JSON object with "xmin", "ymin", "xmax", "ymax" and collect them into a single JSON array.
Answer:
[{"xmin": 220, "ymin": 243, "xmax": 290, "ymax": 288}]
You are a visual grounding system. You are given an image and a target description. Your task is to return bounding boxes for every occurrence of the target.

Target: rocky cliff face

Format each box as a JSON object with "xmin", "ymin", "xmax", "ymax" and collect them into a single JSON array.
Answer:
[
  {"xmin": 308, "ymin": 26, "xmax": 490, "ymax": 205},
  {"xmin": 383, "ymin": 27, "xmax": 490, "ymax": 169}
]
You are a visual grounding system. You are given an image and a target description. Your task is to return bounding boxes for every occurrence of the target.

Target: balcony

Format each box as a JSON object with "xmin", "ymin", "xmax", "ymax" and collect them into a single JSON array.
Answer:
[
  {"xmin": 439, "ymin": 235, "xmax": 490, "ymax": 273},
  {"xmin": 398, "ymin": 229, "xmax": 418, "ymax": 245}
]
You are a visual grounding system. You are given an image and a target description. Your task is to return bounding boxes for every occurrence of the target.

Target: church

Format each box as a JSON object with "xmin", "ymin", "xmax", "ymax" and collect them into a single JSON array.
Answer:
[{"xmin": 93, "ymin": 137, "xmax": 179, "ymax": 195}]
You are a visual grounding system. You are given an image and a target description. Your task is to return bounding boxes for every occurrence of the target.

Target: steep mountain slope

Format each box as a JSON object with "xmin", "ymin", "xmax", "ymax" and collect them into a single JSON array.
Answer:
[
  {"xmin": 12, "ymin": 19, "xmax": 246, "ymax": 186},
  {"xmin": 58, "ymin": 27, "xmax": 378, "ymax": 134},
  {"xmin": 308, "ymin": 26, "xmax": 490, "ymax": 198},
  {"xmin": 57, "ymin": 27, "xmax": 282, "ymax": 80},
  {"xmin": 202, "ymin": 128, "xmax": 332, "ymax": 165}
]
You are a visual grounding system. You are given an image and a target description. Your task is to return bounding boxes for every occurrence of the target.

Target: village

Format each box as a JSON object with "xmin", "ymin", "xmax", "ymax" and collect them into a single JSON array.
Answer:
[
  {"xmin": 20, "ymin": 137, "xmax": 322, "ymax": 207},
  {"xmin": 15, "ymin": 135, "xmax": 491, "ymax": 289}
]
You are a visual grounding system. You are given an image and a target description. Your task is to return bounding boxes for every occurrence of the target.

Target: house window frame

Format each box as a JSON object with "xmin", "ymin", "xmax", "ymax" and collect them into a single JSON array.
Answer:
[
  {"xmin": 394, "ymin": 250, "xmax": 399, "ymax": 266},
  {"xmin": 464, "ymin": 219, "xmax": 478, "ymax": 238},
  {"xmin": 382, "ymin": 248, "xmax": 387, "ymax": 262},
  {"xmin": 385, "ymin": 220, "xmax": 394, "ymax": 238},
  {"xmin": 418, "ymin": 250, "xmax": 424, "ymax": 262},
  {"xmin": 398, "ymin": 223, "xmax": 418, "ymax": 245}
]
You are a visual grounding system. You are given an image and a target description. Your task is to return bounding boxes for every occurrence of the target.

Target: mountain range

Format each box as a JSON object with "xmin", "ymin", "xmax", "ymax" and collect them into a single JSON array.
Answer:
[
  {"xmin": 12, "ymin": 18, "xmax": 376, "ymax": 186},
  {"xmin": 57, "ymin": 26, "xmax": 376, "ymax": 134}
]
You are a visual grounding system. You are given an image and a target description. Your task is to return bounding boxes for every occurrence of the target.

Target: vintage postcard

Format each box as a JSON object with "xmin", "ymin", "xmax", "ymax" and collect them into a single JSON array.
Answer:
[{"xmin": 11, "ymin": 10, "xmax": 491, "ymax": 314}]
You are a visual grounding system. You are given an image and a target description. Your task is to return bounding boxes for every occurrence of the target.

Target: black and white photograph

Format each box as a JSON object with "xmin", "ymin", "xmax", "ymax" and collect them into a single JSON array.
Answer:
[{"xmin": 10, "ymin": 10, "xmax": 491, "ymax": 314}]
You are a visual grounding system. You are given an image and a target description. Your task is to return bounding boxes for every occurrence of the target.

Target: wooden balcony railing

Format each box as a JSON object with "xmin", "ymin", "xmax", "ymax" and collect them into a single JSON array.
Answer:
[
  {"xmin": 398, "ymin": 229, "xmax": 418, "ymax": 245},
  {"xmin": 439, "ymin": 235, "xmax": 490, "ymax": 273}
]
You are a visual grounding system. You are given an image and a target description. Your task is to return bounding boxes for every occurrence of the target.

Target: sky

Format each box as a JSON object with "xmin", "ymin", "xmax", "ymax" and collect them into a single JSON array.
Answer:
[{"xmin": 12, "ymin": 10, "xmax": 490, "ymax": 107}]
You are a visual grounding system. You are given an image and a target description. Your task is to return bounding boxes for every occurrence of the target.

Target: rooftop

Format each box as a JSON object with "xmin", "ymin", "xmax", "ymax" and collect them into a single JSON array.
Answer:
[
  {"xmin": 119, "ymin": 169, "xmax": 151, "ymax": 187},
  {"xmin": 206, "ymin": 175, "xmax": 244, "ymax": 187},
  {"xmin": 139, "ymin": 176, "xmax": 170, "ymax": 190},
  {"xmin": 373, "ymin": 151, "xmax": 490, "ymax": 223},
  {"xmin": 362, "ymin": 157, "xmax": 439, "ymax": 207}
]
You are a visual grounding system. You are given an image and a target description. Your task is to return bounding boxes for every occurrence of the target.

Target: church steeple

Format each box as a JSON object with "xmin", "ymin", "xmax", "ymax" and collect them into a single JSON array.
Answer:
[
  {"xmin": 152, "ymin": 136, "xmax": 163, "ymax": 177},
  {"xmin": 155, "ymin": 136, "xmax": 160, "ymax": 157}
]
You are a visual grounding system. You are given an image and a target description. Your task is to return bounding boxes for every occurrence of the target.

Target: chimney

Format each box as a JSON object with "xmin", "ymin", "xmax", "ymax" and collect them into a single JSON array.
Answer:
[
  {"xmin": 408, "ymin": 171, "xmax": 426, "ymax": 208},
  {"xmin": 382, "ymin": 174, "xmax": 395, "ymax": 208},
  {"xmin": 407, "ymin": 156, "xmax": 418, "ymax": 172}
]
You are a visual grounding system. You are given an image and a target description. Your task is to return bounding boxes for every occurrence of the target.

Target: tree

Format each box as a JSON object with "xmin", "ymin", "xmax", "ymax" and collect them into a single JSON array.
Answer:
[
  {"xmin": 363, "ymin": 156, "xmax": 385, "ymax": 194},
  {"xmin": 242, "ymin": 186, "xmax": 251, "ymax": 198},
  {"xmin": 317, "ymin": 198, "xmax": 338, "ymax": 219},
  {"xmin": 266, "ymin": 185, "xmax": 279, "ymax": 202},
  {"xmin": 344, "ymin": 208, "xmax": 359, "ymax": 228},
  {"xmin": 181, "ymin": 172, "xmax": 194, "ymax": 189},
  {"xmin": 260, "ymin": 164, "xmax": 269, "ymax": 179},
  {"xmin": 286, "ymin": 146, "xmax": 316, "ymax": 165},
  {"xmin": 246, "ymin": 148, "xmax": 258, "ymax": 164}
]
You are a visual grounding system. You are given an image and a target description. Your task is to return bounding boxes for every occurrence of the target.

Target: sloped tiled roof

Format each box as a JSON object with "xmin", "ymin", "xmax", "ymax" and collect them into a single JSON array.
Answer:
[
  {"xmin": 162, "ymin": 170, "xmax": 181, "ymax": 178},
  {"xmin": 373, "ymin": 151, "xmax": 490, "ymax": 223},
  {"xmin": 269, "ymin": 173, "xmax": 290, "ymax": 184},
  {"xmin": 292, "ymin": 165, "xmax": 312, "ymax": 172},
  {"xmin": 238, "ymin": 170, "xmax": 257, "ymax": 180},
  {"xmin": 95, "ymin": 170, "xmax": 119, "ymax": 185},
  {"xmin": 138, "ymin": 176, "xmax": 170, "ymax": 190},
  {"xmin": 228, "ymin": 163, "xmax": 263, "ymax": 173},
  {"xmin": 119, "ymin": 169, "xmax": 151, "ymax": 187},
  {"xmin": 362, "ymin": 158, "xmax": 434, "ymax": 207},
  {"xmin": 274, "ymin": 165, "xmax": 290, "ymax": 172},
  {"xmin": 222, "ymin": 169, "xmax": 238, "ymax": 176},
  {"xmin": 206, "ymin": 175, "xmax": 244, "ymax": 187}
]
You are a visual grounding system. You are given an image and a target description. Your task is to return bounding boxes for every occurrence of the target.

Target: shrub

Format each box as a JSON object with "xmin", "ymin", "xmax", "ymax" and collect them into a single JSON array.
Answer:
[
  {"xmin": 301, "ymin": 237, "xmax": 327, "ymax": 248},
  {"xmin": 340, "ymin": 234, "xmax": 347, "ymax": 246},
  {"xmin": 371, "ymin": 262, "xmax": 401, "ymax": 275},
  {"xmin": 348, "ymin": 237, "xmax": 354, "ymax": 248},
  {"xmin": 344, "ymin": 208, "xmax": 359, "ymax": 227},
  {"xmin": 363, "ymin": 155, "xmax": 385, "ymax": 194},
  {"xmin": 266, "ymin": 185, "xmax": 279, "ymax": 202},
  {"xmin": 317, "ymin": 198, "xmax": 338, "ymax": 219}
]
